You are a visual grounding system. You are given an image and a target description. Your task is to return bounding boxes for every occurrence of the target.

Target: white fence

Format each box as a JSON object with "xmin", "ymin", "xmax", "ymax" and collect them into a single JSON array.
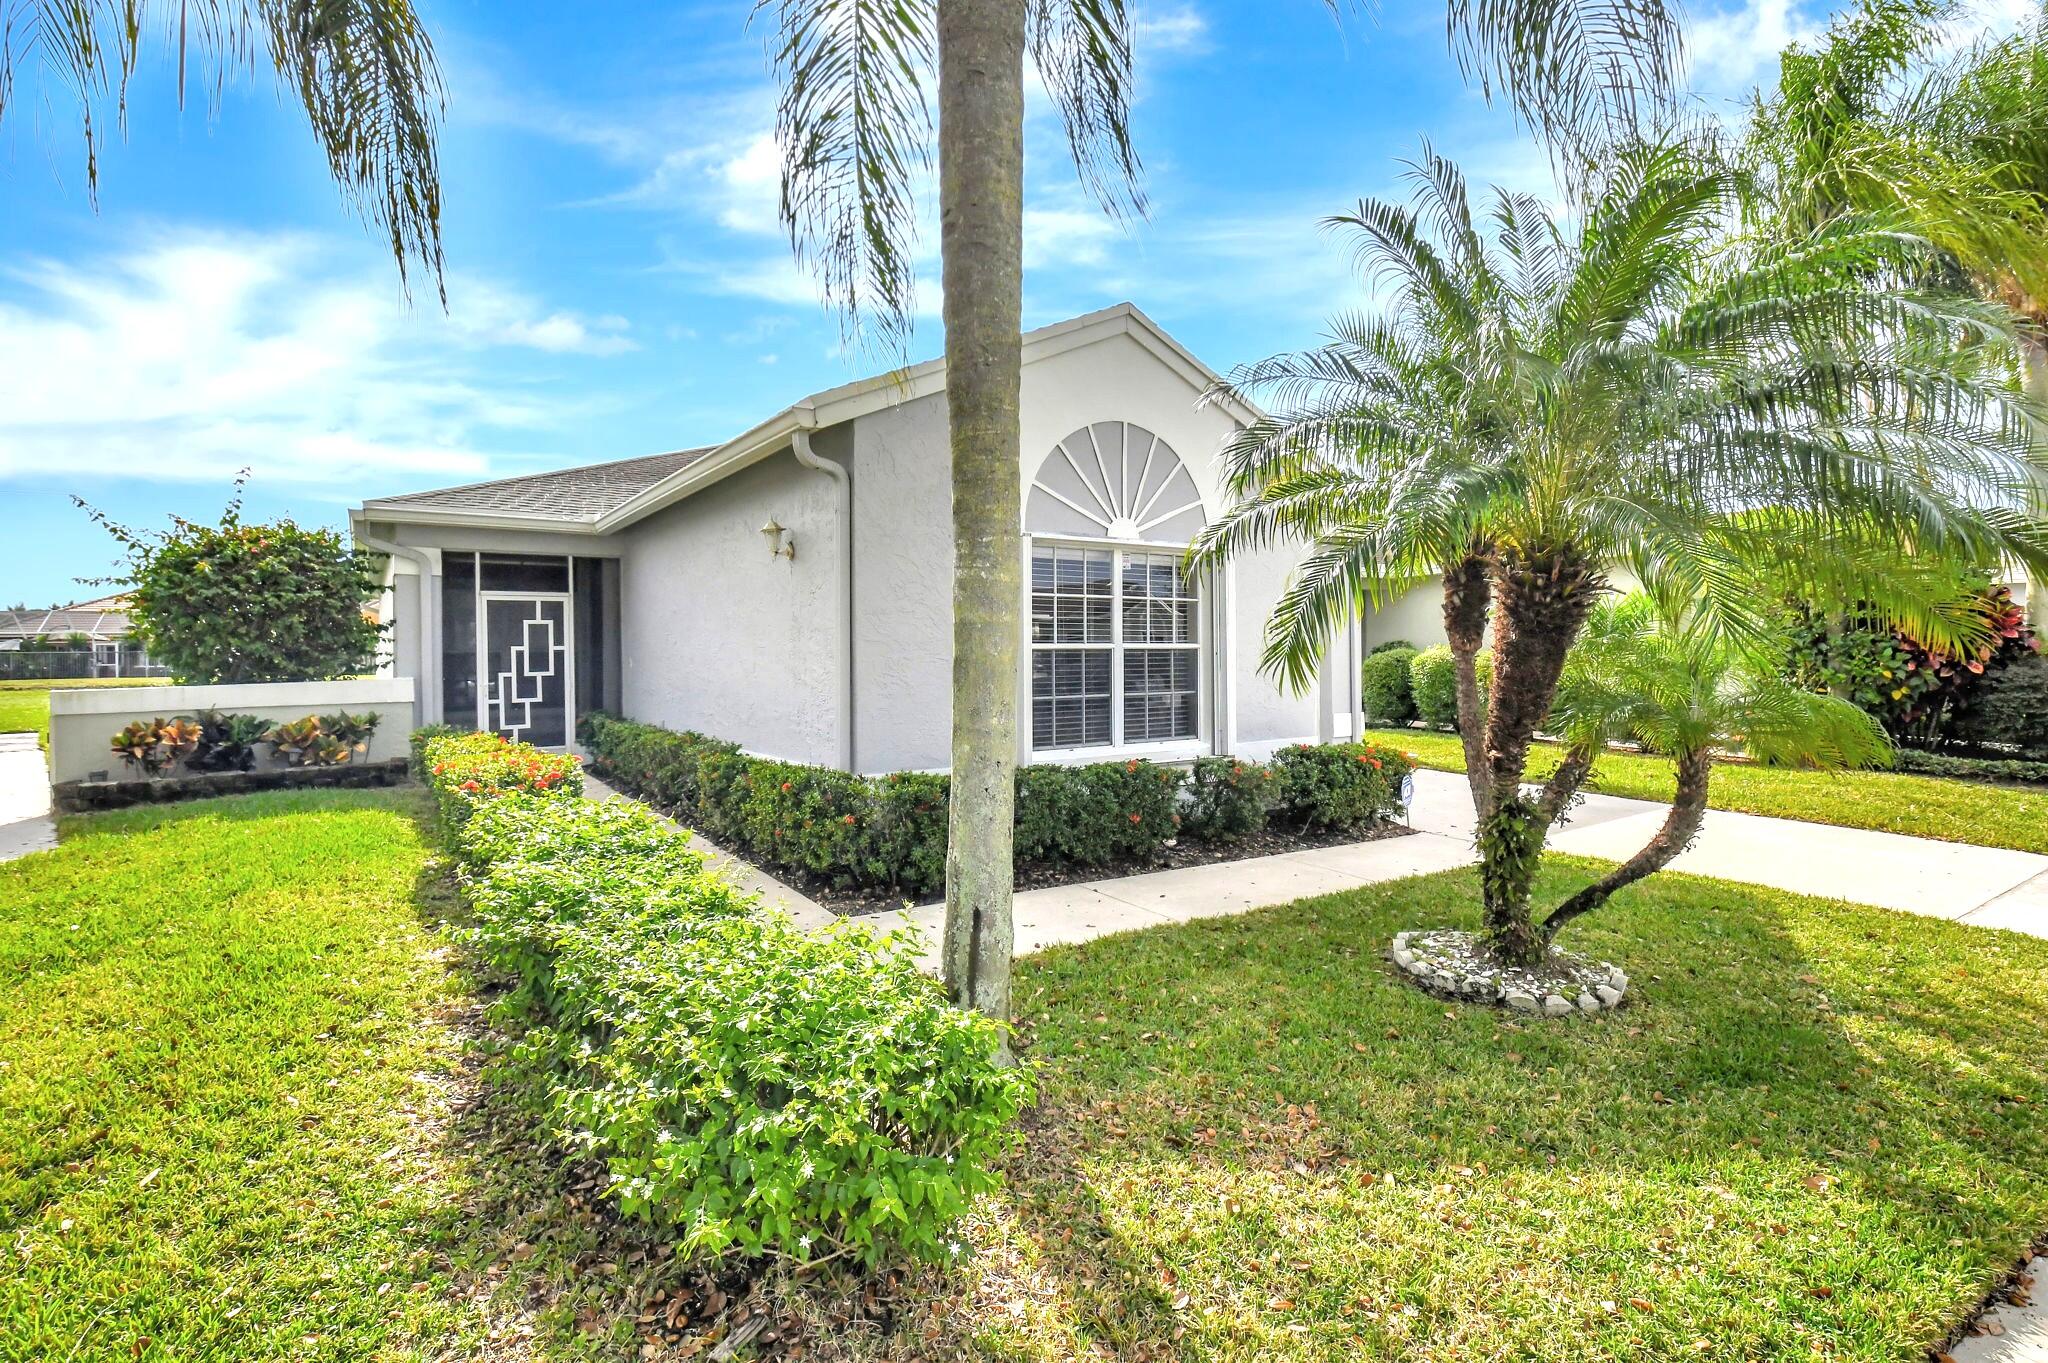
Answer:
[{"xmin": 48, "ymin": 678, "xmax": 416, "ymax": 786}]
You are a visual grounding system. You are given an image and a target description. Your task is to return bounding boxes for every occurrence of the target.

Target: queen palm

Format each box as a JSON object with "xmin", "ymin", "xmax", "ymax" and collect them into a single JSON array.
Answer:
[
  {"xmin": 1, "ymin": 1, "xmax": 443, "ymax": 290},
  {"xmin": 1191, "ymin": 141, "xmax": 2048, "ymax": 966},
  {"xmin": 756, "ymin": 0, "xmax": 1685, "ymax": 1034}
]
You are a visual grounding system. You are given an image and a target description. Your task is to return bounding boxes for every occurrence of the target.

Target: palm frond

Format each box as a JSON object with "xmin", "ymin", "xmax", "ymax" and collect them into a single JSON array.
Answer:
[{"xmin": 1027, "ymin": 0, "xmax": 1144, "ymax": 220}]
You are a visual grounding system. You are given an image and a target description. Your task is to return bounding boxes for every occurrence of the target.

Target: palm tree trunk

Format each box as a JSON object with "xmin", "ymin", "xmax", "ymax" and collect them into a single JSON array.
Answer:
[
  {"xmin": 1538, "ymin": 747, "xmax": 1711, "ymax": 941},
  {"xmin": 936, "ymin": 0, "xmax": 1026, "ymax": 1059},
  {"xmin": 1442, "ymin": 553, "xmax": 1493, "ymax": 819},
  {"xmin": 1476, "ymin": 546, "xmax": 1598, "ymax": 966}
]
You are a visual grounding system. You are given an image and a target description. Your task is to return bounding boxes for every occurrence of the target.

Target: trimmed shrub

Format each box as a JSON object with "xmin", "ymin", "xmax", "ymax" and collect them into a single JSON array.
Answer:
[
  {"xmin": 1410, "ymin": 645, "xmax": 1491, "ymax": 730},
  {"xmin": 425, "ymin": 733, "xmax": 1030, "ymax": 1268},
  {"xmin": 422, "ymin": 730, "xmax": 582, "ymax": 839},
  {"xmin": 1269, "ymin": 741, "xmax": 1413, "ymax": 830},
  {"xmin": 1181, "ymin": 755, "xmax": 1273, "ymax": 842},
  {"xmin": 1891, "ymin": 747, "xmax": 2048, "ymax": 785},
  {"xmin": 738, "ymin": 760, "xmax": 876, "ymax": 885},
  {"xmin": 408, "ymin": 723, "xmax": 461, "ymax": 779},
  {"xmin": 1951, "ymin": 651, "xmax": 2048, "ymax": 756},
  {"xmin": 860, "ymin": 771, "xmax": 952, "ymax": 896},
  {"xmin": 1362, "ymin": 645, "xmax": 1419, "ymax": 724},
  {"xmin": 1014, "ymin": 758, "xmax": 1185, "ymax": 867},
  {"xmin": 1369, "ymin": 638, "xmax": 1416, "ymax": 654}
]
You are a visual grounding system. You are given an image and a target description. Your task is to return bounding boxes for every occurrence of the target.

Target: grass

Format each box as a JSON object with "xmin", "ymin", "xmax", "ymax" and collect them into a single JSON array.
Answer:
[
  {"xmin": 0, "ymin": 788, "xmax": 489, "ymax": 1362},
  {"xmin": 0, "ymin": 676, "xmax": 167, "ymax": 749},
  {"xmin": 7, "ymin": 789, "xmax": 2046, "ymax": 1362},
  {"xmin": 873, "ymin": 862, "xmax": 2048, "ymax": 1361},
  {"xmin": 1368, "ymin": 725, "xmax": 2048, "ymax": 854}
]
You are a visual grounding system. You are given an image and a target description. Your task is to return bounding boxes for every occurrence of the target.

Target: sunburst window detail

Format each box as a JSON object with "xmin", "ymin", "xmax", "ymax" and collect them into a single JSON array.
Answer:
[{"xmin": 1025, "ymin": 422, "xmax": 1206, "ymax": 543}]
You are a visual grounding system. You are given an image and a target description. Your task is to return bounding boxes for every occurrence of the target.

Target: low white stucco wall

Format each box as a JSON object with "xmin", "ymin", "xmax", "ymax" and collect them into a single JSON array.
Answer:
[{"xmin": 48, "ymin": 678, "xmax": 415, "ymax": 785}]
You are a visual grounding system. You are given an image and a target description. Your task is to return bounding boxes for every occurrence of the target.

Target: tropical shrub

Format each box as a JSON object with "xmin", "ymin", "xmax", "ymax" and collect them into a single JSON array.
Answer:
[
  {"xmin": 1361, "ymin": 645, "xmax": 1419, "ymax": 723},
  {"xmin": 79, "ymin": 482, "xmax": 384, "ymax": 683},
  {"xmin": 423, "ymin": 733, "xmax": 1030, "ymax": 1267},
  {"xmin": 1014, "ymin": 759, "xmax": 1184, "ymax": 867},
  {"xmin": 1370, "ymin": 638, "xmax": 1416, "ymax": 653},
  {"xmin": 859, "ymin": 770, "xmax": 952, "ymax": 895},
  {"xmin": 738, "ymin": 760, "xmax": 876, "ymax": 885},
  {"xmin": 321, "ymin": 710, "xmax": 381, "ymax": 757},
  {"xmin": 422, "ymin": 730, "xmax": 581, "ymax": 838},
  {"xmin": 187, "ymin": 709, "xmax": 269, "ymax": 773},
  {"xmin": 1891, "ymin": 747, "xmax": 2048, "ymax": 785},
  {"xmin": 1411, "ymin": 646, "xmax": 1491, "ymax": 730},
  {"xmin": 1180, "ymin": 755, "xmax": 1273, "ymax": 842},
  {"xmin": 109, "ymin": 717, "xmax": 200, "ymax": 775},
  {"xmin": 408, "ymin": 723, "xmax": 461, "ymax": 779},
  {"xmin": 1268, "ymin": 742, "xmax": 1412, "ymax": 830}
]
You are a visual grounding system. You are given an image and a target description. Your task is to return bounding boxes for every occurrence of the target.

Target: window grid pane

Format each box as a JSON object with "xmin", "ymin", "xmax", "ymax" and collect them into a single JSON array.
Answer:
[{"xmin": 1031, "ymin": 544, "xmax": 1199, "ymax": 751}]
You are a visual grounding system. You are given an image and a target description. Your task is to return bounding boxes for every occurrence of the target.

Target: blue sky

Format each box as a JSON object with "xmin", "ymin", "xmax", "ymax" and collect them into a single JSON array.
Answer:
[{"xmin": 0, "ymin": 0, "xmax": 1910, "ymax": 605}]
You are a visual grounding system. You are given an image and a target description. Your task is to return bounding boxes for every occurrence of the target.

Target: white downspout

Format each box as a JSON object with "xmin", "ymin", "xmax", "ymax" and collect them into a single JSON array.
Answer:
[
  {"xmin": 791, "ymin": 427, "xmax": 855, "ymax": 773},
  {"xmin": 354, "ymin": 525, "xmax": 441, "ymax": 726}
]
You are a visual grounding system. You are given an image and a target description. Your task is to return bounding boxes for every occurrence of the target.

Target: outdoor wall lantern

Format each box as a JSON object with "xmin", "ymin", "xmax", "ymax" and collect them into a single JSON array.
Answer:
[{"xmin": 759, "ymin": 518, "xmax": 796, "ymax": 561}]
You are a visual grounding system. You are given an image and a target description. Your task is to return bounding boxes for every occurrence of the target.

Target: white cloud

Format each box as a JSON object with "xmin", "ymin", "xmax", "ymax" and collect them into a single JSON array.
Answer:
[
  {"xmin": 1134, "ymin": 4, "xmax": 1212, "ymax": 57},
  {"xmin": 1684, "ymin": 0, "xmax": 1820, "ymax": 102},
  {"xmin": 0, "ymin": 230, "xmax": 619, "ymax": 489}
]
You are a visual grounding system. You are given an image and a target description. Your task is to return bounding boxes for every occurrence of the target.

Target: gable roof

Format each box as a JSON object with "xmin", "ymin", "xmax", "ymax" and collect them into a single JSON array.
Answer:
[{"xmin": 355, "ymin": 303, "xmax": 1250, "ymax": 535}]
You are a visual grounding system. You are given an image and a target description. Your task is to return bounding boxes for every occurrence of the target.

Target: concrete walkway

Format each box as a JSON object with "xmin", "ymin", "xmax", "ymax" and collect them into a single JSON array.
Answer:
[{"xmin": 0, "ymin": 733, "xmax": 55, "ymax": 862}]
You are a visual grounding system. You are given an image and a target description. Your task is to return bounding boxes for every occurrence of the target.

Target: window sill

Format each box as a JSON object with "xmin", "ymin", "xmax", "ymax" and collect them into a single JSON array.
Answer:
[{"xmin": 1027, "ymin": 739, "xmax": 1206, "ymax": 768}]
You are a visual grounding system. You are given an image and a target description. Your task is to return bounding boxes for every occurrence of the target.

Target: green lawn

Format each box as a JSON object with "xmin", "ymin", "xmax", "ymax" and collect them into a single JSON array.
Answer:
[
  {"xmin": 1369, "ymin": 726, "xmax": 2048, "ymax": 854},
  {"xmin": 0, "ymin": 677, "xmax": 168, "ymax": 749},
  {"xmin": 880, "ymin": 863, "xmax": 2048, "ymax": 1361},
  {"xmin": 8, "ymin": 791, "xmax": 2047, "ymax": 1362}
]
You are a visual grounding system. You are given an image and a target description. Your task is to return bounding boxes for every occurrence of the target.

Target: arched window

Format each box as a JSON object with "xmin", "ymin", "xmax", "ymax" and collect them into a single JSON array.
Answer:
[
  {"xmin": 1025, "ymin": 423, "xmax": 1204, "ymax": 752},
  {"xmin": 1025, "ymin": 421, "xmax": 1206, "ymax": 543}
]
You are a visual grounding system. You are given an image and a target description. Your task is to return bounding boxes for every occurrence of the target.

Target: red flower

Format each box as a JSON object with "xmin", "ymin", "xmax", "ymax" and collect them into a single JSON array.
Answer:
[
  {"xmin": 1128, "ymin": 812, "xmax": 1142, "ymax": 824},
  {"xmin": 780, "ymin": 781, "xmax": 793, "ymax": 792},
  {"xmin": 842, "ymin": 814, "xmax": 856, "ymax": 825}
]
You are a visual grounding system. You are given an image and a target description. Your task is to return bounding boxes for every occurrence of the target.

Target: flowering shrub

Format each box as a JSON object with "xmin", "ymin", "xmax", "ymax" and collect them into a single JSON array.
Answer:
[
  {"xmin": 1180, "ymin": 755, "xmax": 1273, "ymax": 841},
  {"xmin": 422, "ymin": 730, "xmax": 582, "ymax": 838},
  {"xmin": 1013, "ymin": 758, "xmax": 1184, "ymax": 867},
  {"xmin": 1269, "ymin": 741, "xmax": 1413, "ymax": 830},
  {"xmin": 737, "ymin": 761, "xmax": 874, "ymax": 884}
]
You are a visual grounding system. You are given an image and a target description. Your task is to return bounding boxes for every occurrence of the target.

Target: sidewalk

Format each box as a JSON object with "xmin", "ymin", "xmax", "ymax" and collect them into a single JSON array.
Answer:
[{"xmin": 0, "ymin": 733, "xmax": 55, "ymax": 863}]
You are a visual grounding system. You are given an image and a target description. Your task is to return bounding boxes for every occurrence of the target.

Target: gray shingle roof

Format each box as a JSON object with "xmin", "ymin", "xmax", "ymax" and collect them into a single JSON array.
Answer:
[
  {"xmin": 366, "ymin": 448, "xmax": 715, "ymax": 521},
  {"xmin": 0, "ymin": 596, "xmax": 133, "ymax": 640}
]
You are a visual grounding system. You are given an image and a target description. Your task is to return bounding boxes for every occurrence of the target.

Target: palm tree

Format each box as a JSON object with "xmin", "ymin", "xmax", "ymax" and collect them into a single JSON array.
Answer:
[
  {"xmin": 0, "ymin": 1, "xmax": 443, "ymax": 291},
  {"xmin": 1536, "ymin": 594, "xmax": 1890, "ymax": 941},
  {"xmin": 1191, "ymin": 141, "xmax": 2048, "ymax": 966},
  {"xmin": 1745, "ymin": 0, "xmax": 2048, "ymax": 389},
  {"xmin": 756, "ymin": 0, "xmax": 1687, "ymax": 1034}
]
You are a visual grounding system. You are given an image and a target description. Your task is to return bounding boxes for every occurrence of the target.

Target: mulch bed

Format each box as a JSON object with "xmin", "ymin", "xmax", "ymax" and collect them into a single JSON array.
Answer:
[{"xmin": 586, "ymin": 761, "xmax": 1416, "ymax": 917}]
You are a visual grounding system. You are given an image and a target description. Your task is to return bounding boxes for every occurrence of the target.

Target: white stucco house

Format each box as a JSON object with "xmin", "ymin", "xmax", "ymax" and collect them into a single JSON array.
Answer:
[{"xmin": 349, "ymin": 303, "xmax": 1370, "ymax": 772}]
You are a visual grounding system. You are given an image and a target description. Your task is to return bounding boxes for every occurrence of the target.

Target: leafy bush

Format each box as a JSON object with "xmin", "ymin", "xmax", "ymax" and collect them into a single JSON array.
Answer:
[
  {"xmin": 1370, "ymin": 638, "xmax": 1416, "ymax": 654},
  {"xmin": 321, "ymin": 710, "xmax": 382, "ymax": 758},
  {"xmin": 1362, "ymin": 645, "xmax": 1419, "ymax": 724},
  {"xmin": 422, "ymin": 730, "xmax": 582, "ymax": 838},
  {"xmin": 1947, "ymin": 649, "xmax": 2048, "ymax": 756},
  {"xmin": 1181, "ymin": 756, "xmax": 1273, "ymax": 842},
  {"xmin": 1269, "ymin": 741, "xmax": 1412, "ymax": 830},
  {"xmin": 577, "ymin": 711, "xmax": 738, "ymax": 810},
  {"xmin": 408, "ymin": 723, "xmax": 461, "ymax": 779},
  {"xmin": 79, "ymin": 481, "xmax": 384, "ymax": 683},
  {"xmin": 1410, "ymin": 646, "xmax": 1492, "ymax": 729},
  {"xmin": 1014, "ymin": 759, "xmax": 1184, "ymax": 867},
  {"xmin": 859, "ymin": 771, "xmax": 952, "ymax": 896},
  {"xmin": 424, "ymin": 733, "xmax": 1030, "ymax": 1267},
  {"xmin": 738, "ymin": 761, "xmax": 875, "ymax": 885},
  {"xmin": 187, "ymin": 710, "xmax": 269, "ymax": 773}
]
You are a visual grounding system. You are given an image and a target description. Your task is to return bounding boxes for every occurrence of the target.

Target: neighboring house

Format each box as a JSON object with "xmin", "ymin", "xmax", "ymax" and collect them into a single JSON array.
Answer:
[
  {"xmin": 351, "ymin": 304, "xmax": 1372, "ymax": 771},
  {"xmin": 0, "ymin": 594, "xmax": 164, "ymax": 677}
]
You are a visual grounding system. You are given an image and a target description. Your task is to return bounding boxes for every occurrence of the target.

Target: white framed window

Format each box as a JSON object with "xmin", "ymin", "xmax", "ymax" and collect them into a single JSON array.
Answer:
[{"xmin": 1030, "ymin": 542, "xmax": 1200, "ymax": 752}]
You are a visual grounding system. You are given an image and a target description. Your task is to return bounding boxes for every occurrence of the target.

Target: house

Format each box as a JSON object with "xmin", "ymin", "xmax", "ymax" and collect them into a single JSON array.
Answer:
[
  {"xmin": 349, "ymin": 304, "xmax": 1369, "ymax": 772},
  {"xmin": 0, "ymin": 594, "xmax": 164, "ymax": 677}
]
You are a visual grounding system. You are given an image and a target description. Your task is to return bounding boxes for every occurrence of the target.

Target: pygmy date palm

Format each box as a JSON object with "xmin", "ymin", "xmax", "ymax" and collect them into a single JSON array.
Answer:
[
  {"xmin": 754, "ymin": 0, "xmax": 1687, "ymax": 1035},
  {"xmin": 1, "ymin": 0, "xmax": 443, "ymax": 291},
  {"xmin": 1191, "ymin": 141, "xmax": 2048, "ymax": 965}
]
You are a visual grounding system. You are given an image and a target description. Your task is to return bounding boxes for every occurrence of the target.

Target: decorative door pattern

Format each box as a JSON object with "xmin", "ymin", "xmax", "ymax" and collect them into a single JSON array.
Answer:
[{"xmin": 482, "ymin": 596, "xmax": 570, "ymax": 746}]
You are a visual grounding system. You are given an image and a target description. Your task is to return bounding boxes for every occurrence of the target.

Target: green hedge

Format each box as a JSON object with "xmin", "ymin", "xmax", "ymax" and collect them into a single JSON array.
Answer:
[
  {"xmin": 1362, "ymin": 645, "xmax": 1418, "ymax": 724},
  {"xmin": 578, "ymin": 713, "xmax": 1414, "ymax": 894},
  {"xmin": 1269, "ymin": 741, "xmax": 1412, "ymax": 829},
  {"xmin": 421, "ymin": 730, "xmax": 1030, "ymax": 1268},
  {"xmin": 1411, "ymin": 645, "xmax": 1492, "ymax": 730},
  {"xmin": 1890, "ymin": 747, "xmax": 2048, "ymax": 786}
]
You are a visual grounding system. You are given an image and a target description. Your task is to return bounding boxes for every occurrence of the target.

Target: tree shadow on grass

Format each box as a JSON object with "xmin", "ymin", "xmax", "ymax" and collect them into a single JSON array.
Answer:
[{"xmin": 849, "ymin": 859, "xmax": 2048, "ymax": 1362}]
